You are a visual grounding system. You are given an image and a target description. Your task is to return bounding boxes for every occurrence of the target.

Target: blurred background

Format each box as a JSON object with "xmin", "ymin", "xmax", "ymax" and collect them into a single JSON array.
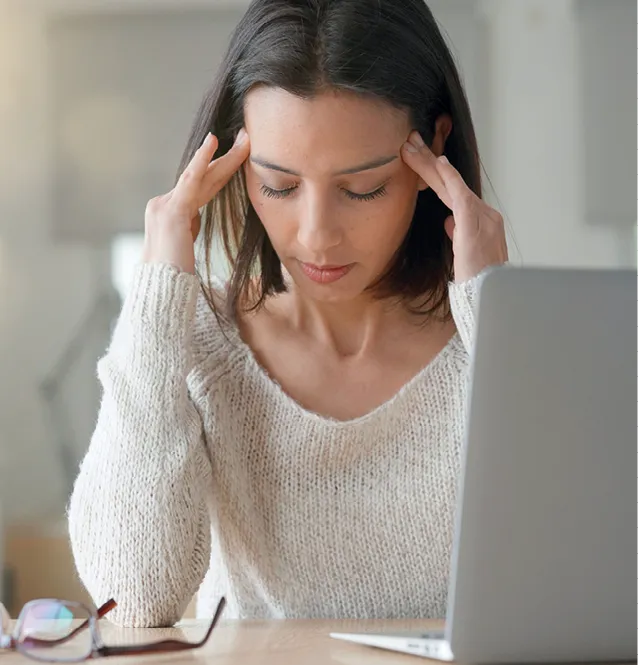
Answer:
[{"xmin": 0, "ymin": 0, "xmax": 635, "ymax": 617}]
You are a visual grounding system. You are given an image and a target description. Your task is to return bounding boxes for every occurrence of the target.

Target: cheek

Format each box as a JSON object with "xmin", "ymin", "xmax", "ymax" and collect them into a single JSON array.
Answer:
[
  {"xmin": 347, "ymin": 196, "xmax": 414, "ymax": 263},
  {"xmin": 365, "ymin": 183, "xmax": 416, "ymax": 236}
]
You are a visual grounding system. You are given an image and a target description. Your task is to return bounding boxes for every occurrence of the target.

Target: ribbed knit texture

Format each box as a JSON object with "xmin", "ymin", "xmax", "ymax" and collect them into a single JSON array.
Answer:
[{"xmin": 68, "ymin": 262, "xmax": 483, "ymax": 627}]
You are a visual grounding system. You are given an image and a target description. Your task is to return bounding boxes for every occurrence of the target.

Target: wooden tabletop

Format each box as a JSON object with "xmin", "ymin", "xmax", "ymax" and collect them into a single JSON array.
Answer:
[{"xmin": 3, "ymin": 617, "xmax": 443, "ymax": 664}]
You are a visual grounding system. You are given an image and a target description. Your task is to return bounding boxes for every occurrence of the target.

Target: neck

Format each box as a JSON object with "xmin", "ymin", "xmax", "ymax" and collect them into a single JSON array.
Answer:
[{"xmin": 286, "ymin": 284, "xmax": 411, "ymax": 359}]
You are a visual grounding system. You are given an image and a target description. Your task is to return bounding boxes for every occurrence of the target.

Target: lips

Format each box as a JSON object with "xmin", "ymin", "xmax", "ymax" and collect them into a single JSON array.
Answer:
[{"xmin": 298, "ymin": 261, "xmax": 354, "ymax": 284}]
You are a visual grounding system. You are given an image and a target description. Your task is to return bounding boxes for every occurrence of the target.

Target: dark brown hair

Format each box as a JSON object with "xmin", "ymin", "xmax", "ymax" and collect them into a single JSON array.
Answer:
[{"xmin": 177, "ymin": 0, "xmax": 482, "ymax": 320}]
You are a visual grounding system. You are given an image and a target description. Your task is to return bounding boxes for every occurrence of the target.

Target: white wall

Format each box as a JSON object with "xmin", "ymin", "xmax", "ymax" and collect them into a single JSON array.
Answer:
[
  {"xmin": 480, "ymin": 0, "xmax": 634, "ymax": 268},
  {"xmin": 0, "ymin": 0, "xmax": 634, "ymax": 526},
  {"xmin": 576, "ymin": 0, "xmax": 636, "ymax": 232},
  {"xmin": 0, "ymin": 7, "xmax": 102, "ymax": 522}
]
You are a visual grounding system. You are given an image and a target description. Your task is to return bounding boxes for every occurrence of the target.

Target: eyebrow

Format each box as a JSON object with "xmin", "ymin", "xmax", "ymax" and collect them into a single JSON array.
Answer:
[{"xmin": 250, "ymin": 155, "xmax": 398, "ymax": 176}]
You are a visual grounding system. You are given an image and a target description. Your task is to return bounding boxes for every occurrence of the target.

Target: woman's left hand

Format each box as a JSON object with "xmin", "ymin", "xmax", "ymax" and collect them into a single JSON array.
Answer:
[{"xmin": 401, "ymin": 131, "xmax": 508, "ymax": 283}]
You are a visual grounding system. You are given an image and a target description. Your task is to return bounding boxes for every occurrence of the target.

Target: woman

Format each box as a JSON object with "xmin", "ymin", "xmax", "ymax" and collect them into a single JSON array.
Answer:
[{"xmin": 68, "ymin": 0, "xmax": 508, "ymax": 627}]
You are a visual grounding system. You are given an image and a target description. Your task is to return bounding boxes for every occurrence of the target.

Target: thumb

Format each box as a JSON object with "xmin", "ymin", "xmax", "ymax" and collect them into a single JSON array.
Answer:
[{"xmin": 444, "ymin": 215, "xmax": 455, "ymax": 241}]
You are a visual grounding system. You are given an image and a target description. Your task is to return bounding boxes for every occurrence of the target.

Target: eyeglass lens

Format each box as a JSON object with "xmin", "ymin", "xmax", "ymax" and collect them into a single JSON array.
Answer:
[{"xmin": 16, "ymin": 600, "xmax": 92, "ymax": 662}]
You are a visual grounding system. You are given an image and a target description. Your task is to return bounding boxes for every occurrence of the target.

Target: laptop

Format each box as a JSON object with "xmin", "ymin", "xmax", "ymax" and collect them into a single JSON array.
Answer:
[{"xmin": 330, "ymin": 266, "xmax": 636, "ymax": 662}]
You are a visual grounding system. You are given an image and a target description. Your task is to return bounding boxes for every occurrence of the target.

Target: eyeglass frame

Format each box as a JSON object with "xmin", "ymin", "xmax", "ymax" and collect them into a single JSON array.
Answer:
[{"xmin": 0, "ymin": 595, "xmax": 226, "ymax": 661}]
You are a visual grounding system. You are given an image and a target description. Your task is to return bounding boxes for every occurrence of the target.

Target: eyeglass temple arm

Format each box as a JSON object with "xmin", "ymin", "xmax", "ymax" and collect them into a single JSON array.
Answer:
[
  {"xmin": 19, "ymin": 599, "xmax": 117, "ymax": 650},
  {"xmin": 95, "ymin": 600, "xmax": 118, "ymax": 620},
  {"xmin": 95, "ymin": 597, "xmax": 226, "ymax": 659}
]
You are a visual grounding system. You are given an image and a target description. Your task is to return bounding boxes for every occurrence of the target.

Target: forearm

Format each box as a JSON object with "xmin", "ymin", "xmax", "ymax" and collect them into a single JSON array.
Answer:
[{"xmin": 68, "ymin": 264, "xmax": 212, "ymax": 627}]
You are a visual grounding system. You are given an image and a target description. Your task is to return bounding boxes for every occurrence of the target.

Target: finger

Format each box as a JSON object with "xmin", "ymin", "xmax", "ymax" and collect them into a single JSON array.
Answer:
[
  {"xmin": 173, "ymin": 133, "xmax": 219, "ymax": 203},
  {"xmin": 437, "ymin": 155, "xmax": 485, "ymax": 234},
  {"xmin": 401, "ymin": 134, "xmax": 453, "ymax": 210},
  {"xmin": 189, "ymin": 132, "xmax": 220, "ymax": 177},
  {"xmin": 197, "ymin": 128, "xmax": 250, "ymax": 208},
  {"xmin": 436, "ymin": 155, "xmax": 475, "ymax": 205},
  {"xmin": 486, "ymin": 207, "xmax": 504, "ymax": 226}
]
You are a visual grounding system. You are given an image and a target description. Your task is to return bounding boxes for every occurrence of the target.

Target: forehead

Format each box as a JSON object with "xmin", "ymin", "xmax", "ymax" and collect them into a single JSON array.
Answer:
[{"xmin": 243, "ymin": 86, "xmax": 410, "ymax": 174}]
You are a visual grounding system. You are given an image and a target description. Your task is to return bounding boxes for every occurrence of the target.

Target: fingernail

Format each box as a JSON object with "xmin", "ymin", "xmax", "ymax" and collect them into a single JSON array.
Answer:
[
  {"xmin": 203, "ymin": 132, "xmax": 213, "ymax": 147},
  {"xmin": 236, "ymin": 128, "xmax": 248, "ymax": 145},
  {"xmin": 403, "ymin": 141, "xmax": 419, "ymax": 153},
  {"xmin": 410, "ymin": 131, "xmax": 425, "ymax": 148},
  {"xmin": 439, "ymin": 155, "xmax": 449, "ymax": 165}
]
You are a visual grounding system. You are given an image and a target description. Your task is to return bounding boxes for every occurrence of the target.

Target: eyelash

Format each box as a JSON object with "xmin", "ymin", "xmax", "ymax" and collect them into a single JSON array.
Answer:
[{"xmin": 259, "ymin": 184, "xmax": 388, "ymax": 202}]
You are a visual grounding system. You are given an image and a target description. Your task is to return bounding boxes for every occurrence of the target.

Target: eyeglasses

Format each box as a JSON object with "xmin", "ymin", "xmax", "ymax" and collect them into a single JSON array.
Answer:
[{"xmin": 0, "ymin": 596, "xmax": 226, "ymax": 662}]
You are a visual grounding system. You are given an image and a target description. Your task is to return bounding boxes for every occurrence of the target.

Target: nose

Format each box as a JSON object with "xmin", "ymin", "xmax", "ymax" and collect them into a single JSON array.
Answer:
[{"xmin": 296, "ymin": 190, "xmax": 342, "ymax": 255}]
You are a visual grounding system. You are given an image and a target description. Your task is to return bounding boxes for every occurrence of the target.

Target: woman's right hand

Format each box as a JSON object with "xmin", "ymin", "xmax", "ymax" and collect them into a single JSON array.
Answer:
[{"xmin": 142, "ymin": 129, "xmax": 250, "ymax": 274}]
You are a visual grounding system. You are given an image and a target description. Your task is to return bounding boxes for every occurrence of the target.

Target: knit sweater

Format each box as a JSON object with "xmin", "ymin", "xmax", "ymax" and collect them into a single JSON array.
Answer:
[{"xmin": 67, "ymin": 263, "xmax": 481, "ymax": 627}]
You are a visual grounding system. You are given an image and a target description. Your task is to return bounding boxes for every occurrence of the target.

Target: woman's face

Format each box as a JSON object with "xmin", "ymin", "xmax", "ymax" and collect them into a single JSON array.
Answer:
[{"xmin": 243, "ymin": 86, "xmax": 427, "ymax": 303}]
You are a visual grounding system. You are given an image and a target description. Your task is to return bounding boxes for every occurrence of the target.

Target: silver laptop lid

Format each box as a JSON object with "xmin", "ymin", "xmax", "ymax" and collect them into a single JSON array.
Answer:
[{"xmin": 446, "ymin": 266, "xmax": 636, "ymax": 663}]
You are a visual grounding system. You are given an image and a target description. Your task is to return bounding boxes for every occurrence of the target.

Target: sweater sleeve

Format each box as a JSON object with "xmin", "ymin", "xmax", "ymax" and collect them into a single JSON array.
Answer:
[
  {"xmin": 448, "ymin": 267, "xmax": 494, "ymax": 355},
  {"xmin": 67, "ymin": 263, "xmax": 212, "ymax": 628}
]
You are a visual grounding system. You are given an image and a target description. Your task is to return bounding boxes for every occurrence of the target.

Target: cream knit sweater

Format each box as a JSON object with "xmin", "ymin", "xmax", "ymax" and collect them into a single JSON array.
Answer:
[{"xmin": 67, "ymin": 263, "xmax": 480, "ymax": 627}]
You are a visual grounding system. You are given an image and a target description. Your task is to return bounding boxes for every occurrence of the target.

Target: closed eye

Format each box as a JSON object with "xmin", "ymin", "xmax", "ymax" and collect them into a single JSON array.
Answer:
[{"xmin": 259, "ymin": 184, "xmax": 388, "ymax": 202}]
